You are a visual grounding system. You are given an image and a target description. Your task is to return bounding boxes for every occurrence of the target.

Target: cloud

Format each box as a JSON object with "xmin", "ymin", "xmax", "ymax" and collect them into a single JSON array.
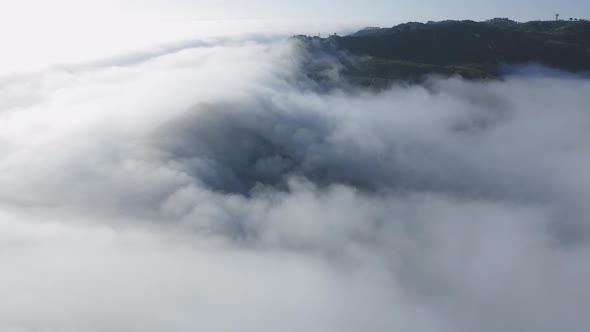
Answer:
[{"xmin": 1, "ymin": 34, "xmax": 590, "ymax": 332}]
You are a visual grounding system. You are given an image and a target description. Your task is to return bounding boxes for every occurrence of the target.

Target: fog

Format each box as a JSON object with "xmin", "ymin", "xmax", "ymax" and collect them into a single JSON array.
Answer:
[{"xmin": 1, "ymin": 33, "xmax": 590, "ymax": 332}]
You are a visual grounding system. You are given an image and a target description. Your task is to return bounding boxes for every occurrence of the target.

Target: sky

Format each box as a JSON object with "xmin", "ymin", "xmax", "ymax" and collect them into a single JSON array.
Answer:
[{"xmin": 2, "ymin": 0, "xmax": 588, "ymax": 22}]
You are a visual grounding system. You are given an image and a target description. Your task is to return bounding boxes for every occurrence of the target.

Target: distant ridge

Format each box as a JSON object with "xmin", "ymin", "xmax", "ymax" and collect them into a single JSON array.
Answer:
[{"xmin": 296, "ymin": 18, "xmax": 590, "ymax": 83}]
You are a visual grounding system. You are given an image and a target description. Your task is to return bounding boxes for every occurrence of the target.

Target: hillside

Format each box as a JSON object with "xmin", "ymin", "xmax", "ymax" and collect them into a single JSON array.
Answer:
[{"xmin": 297, "ymin": 18, "xmax": 590, "ymax": 83}]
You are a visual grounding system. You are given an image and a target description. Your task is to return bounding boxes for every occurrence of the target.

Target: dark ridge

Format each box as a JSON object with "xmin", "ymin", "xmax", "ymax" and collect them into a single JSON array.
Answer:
[{"xmin": 295, "ymin": 18, "xmax": 590, "ymax": 84}]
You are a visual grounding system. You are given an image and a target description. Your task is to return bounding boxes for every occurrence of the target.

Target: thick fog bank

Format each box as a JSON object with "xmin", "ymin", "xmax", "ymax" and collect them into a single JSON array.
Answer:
[{"xmin": 1, "ymin": 37, "xmax": 590, "ymax": 332}]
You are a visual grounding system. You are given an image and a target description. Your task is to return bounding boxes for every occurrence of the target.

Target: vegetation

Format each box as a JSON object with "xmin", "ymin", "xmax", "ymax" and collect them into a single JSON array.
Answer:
[{"xmin": 300, "ymin": 19, "xmax": 590, "ymax": 83}]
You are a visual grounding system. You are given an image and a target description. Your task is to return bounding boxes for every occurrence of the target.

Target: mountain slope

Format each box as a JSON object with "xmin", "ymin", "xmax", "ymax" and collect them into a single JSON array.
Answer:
[{"xmin": 298, "ymin": 18, "xmax": 590, "ymax": 83}]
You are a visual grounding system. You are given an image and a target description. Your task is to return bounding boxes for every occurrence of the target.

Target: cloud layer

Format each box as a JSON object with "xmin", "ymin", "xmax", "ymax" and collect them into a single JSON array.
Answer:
[{"xmin": 1, "ymin": 36, "xmax": 590, "ymax": 332}]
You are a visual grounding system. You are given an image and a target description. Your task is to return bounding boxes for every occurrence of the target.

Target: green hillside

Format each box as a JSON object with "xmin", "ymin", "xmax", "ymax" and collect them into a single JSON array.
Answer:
[{"xmin": 299, "ymin": 18, "xmax": 590, "ymax": 83}]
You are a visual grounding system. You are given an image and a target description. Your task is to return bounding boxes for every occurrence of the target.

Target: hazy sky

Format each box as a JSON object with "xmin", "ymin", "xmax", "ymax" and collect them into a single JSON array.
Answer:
[{"xmin": 2, "ymin": 0, "xmax": 589, "ymax": 22}]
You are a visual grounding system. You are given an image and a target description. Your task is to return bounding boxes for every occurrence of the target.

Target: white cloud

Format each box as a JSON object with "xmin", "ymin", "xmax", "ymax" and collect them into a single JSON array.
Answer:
[{"xmin": 1, "ymin": 32, "xmax": 590, "ymax": 332}]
